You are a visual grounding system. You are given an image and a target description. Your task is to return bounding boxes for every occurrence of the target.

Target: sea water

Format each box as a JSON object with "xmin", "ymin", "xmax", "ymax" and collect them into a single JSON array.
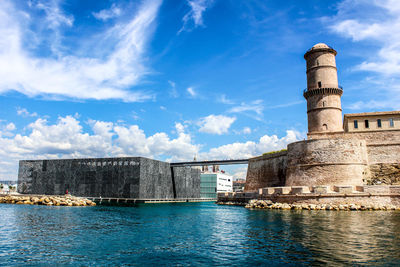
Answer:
[{"xmin": 1, "ymin": 202, "xmax": 400, "ymax": 266}]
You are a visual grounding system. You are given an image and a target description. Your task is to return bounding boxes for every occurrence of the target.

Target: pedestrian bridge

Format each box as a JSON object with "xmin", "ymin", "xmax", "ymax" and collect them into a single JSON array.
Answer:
[{"xmin": 170, "ymin": 159, "xmax": 249, "ymax": 167}]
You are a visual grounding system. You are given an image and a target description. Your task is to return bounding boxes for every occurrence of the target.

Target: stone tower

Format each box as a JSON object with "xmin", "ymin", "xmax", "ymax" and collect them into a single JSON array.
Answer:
[{"xmin": 303, "ymin": 43, "xmax": 343, "ymax": 134}]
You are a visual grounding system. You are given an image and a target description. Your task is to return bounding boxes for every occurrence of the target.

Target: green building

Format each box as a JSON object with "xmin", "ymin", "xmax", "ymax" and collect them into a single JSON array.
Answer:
[{"xmin": 200, "ymin": 173, "xmax": 217, "ymax": 198}]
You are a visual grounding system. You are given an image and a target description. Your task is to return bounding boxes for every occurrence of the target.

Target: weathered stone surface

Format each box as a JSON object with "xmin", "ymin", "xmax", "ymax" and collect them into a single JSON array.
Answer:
[
  {"xmin": 285, "ymin": 139, "xmax": 368, "ymax": 186},
  {"xmin": 245, "ymin": 151, "xmax": 287, "ymax": 191},
  {"xmin": 333, "ymin": 185, "xmax": 354, "ymax": 193},
  {"xmin": 312, "ymin": 185, "xmax": 331, "ymax": 194},
  {"xmin": 291, "ymin": 186, "xmax": 311, "ymax": 194},
  {"xmin": 18, "ymin": 157, "xmax": 200, "ymax": 199},
  {"xmin": 368, "ymin": 163, "xmax": 400, "ymax": 185},
  {"xmin": 274, "ymin": 187, "xmax": 292, "ymax": 195}
]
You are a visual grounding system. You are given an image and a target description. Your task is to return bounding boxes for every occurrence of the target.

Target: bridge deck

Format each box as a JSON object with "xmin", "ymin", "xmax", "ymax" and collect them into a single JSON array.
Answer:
[{"xmin": 170, "ymin": 159, "xmax": 248, "ymax": 167}]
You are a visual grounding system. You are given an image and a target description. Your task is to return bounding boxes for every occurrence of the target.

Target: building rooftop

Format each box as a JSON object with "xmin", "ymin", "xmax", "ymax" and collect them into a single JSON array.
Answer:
[
  {"xmin": 312, "ymin": 43, "xmax": 329, "ymax": 49},
  {"xmin": 344, "ymin": 111, "xmax": 400, "ymax": 118}
]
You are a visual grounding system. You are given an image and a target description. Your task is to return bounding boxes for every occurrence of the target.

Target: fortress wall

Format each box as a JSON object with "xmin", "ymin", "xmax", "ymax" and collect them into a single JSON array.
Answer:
[
  {"xmin": 285, "ymin": 139, "xmax": 369, "ymax": 186},
  {"xmin": 244, "ymin": 151, "xmax": 287, "ymax": 192},
  {"xmin": 18, "ymin": 157, "xmax": 200, "ymax": 199},
  {"xmin": 308, "ymin": 131, "xmax": 400, "ymax": 185},
  {"xmin": 308, "ymin": 130, "xmax": 400, "ymax": 145}
]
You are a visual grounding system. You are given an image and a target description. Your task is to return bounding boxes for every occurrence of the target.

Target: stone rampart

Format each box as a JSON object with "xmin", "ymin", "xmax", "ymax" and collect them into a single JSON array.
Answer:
[
  {"xmin": 285, "ymin": 139, "xmax": 368, "ymax": 186},
  {"xmin": 17, "ymin": 157, "xmax": 200, "ymax": 199},
  {"xmin": 244, "ymin": 151, "xmax": 287, "ymax": 192}
]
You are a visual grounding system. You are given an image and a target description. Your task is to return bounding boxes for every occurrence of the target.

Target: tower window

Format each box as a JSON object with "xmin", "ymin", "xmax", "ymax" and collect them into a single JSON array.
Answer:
[
  {"xmin": 322, "ymin": 124, "xmax": 328, "ymax": 130},
  {"xmin": 322, "ymin": 101, "xmax": 326, "ymax": 107},
  {"xmin": 389, "ymin": 118, "xmax": 394, "ymax": 127},
  {"xmin": 365, "ymin": 120, "xmax": 369, "ymax": 128},
  {"xmin": 377, "ymin": 119, "xmax": 382, "ymax": 128},
  {"xmin": 354, "ymin": 120, "xmax": 358, "ymax": 129},
  {"xmin": 318, "ymin": 81, "xmax": 322, "ymax": 88}
]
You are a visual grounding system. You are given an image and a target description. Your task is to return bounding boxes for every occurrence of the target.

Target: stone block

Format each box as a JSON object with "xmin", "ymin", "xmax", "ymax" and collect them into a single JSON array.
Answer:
[
  {"xmin": 312, "ymin": 185, "xmax": 331, "ymax": 194},
  {"xmin": 274, "ymin": 187, "xmax": 292, "ymax": 195},
  {"xmin": 291, "ymin": 186, "xmax": 311, "ymax": 194},
  {"xmin": 390, "ymin": 186, "xmax": 400, "ymax": 194},
  {"xmin": 244, "ymin": 192, "xmax": 258, "ymax": 198},
  {"xmin": 362, "ymin": 186, "xmax": 390, "ymax": 194},
  {"xmin": 259, "ymin": 187, "xmax": 275, "ymax": 195},
  {"xmin": 355, "ymin": 186, "xmax": 365, "ymax": 192},
  {"xmin": 333, "ymin": 185, "xmax": 355, "ymax": 193}
]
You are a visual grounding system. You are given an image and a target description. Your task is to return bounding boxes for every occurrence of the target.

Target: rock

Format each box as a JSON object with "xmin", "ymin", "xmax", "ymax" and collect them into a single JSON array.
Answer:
[{"xmin": 349, "ymin": 204, "xmax": 358, "ymax": 211}]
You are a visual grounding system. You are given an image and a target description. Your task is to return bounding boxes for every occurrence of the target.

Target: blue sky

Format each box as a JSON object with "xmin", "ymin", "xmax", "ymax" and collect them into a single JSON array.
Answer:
[{"xmin": 1, "ymin": 0, "xmax": 399, "ymax": 180}]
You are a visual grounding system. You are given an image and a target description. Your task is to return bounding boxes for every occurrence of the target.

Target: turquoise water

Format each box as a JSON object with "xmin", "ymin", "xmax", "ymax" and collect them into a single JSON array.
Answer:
[{"xmin": 1, "ymin": 202, "xmax": 400, "ymax": 266}]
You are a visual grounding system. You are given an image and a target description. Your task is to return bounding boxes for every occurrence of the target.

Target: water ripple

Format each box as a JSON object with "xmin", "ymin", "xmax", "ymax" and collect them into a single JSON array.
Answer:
[{"xmin": 1, "ymin": 203, "xmax": 400, "ymax": 265}]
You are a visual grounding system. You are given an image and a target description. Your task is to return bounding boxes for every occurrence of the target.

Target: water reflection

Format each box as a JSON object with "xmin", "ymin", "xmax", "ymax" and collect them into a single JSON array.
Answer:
[
  {"xmin": 244, "ymin": 210, "xmax": 400, "ymax": 265},
  {"xmin": 1, "ymin": 203, "xmax": 400, "ymax": 265}
]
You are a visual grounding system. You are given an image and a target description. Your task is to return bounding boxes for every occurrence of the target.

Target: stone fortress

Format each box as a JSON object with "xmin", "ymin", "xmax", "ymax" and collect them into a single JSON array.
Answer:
[{"xmin": 240, "ymin": 43, "xmax": 400, "ymax": 205}]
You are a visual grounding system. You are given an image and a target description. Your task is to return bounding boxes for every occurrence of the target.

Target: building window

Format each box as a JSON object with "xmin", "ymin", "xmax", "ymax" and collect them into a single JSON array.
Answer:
[
  {"xmin": 354, "ymin": 120, "xmax": 358, "ymax": 129},
  {"xmin": 318, "ymin": 81, "xmax": 322, "ymax": 88},
  {"xmin": 322, "ymin": 101, "xmax": 326, "ymax": 107},
  {"xmin": 365, "ymin": 120, "xmax": 369, "ymax": 128},
  {"xmin": 390, "ymin": 118, "xmax": 394, "ymax": 127},
  {"xmin": 322, "ymin": 124, "xmax": 328, "ymax": 130},
  {"xmin": 377, "ymin": 119, "xmax": 382, "ymax": 128}
]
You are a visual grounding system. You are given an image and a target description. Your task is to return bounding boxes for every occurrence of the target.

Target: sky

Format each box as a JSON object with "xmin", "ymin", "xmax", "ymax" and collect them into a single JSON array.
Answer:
[{"xmin": 0, "ymin": 0, "xmax": 399, "ymax": 181}]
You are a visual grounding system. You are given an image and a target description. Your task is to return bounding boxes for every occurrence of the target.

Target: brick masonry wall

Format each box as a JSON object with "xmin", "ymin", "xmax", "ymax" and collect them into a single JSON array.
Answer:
[{"xmin": 244, "ymin": 151, "xmax": 287, "ymax": 192}]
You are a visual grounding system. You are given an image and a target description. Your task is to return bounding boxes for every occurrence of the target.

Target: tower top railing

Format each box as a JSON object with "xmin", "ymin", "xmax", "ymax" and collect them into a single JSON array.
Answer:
[{"xmin": 303, "ymin": 87, "xmax": 343, "ymax": 99}]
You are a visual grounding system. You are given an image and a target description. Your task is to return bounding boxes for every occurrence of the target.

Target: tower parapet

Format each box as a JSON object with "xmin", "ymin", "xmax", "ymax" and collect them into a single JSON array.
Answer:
[{"xmin": 304, "ymin": 43, "xmax": 343, "ymax": 134}]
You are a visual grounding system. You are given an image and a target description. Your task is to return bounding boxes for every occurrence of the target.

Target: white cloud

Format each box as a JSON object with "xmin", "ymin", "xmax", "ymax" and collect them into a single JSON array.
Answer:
[
  {"xmin": 92, "ymin": 3, "xmax": 121, "ymax": 21},
  {"xmin": 200, "ymin": 130, "xmax": 301, "ymax": 160},
  {"xmin": 0, "ymin": 114, "xmax": 303, "ymax": 180},
  {"xmin": 242, "ymin": 127, "xmax": 251, "ymax": 134},
  {"xmin": 328, "ymin": 0, "xmax": 400, "ymax": 109},
  {"xmin": 0, "ymin": 123, "xmax": 16, "ymax": 138},
  {"xmin": 231, "ymin": 166, "xmax": 248, "ymax": 180},
  {"xmin": 0, "ymin": 0, "xmax": 161, "ymax": 102},
  {"xmin": 17, "ymin": 107, "xmax": 38, "ymax": 117},
  {"xmin": 198, "ymin": 114, "xmax": 236, "ymax": 135},
  {"xmin": 5, "ymin": 123, "xmax": 16, "ymax": 131},
  {"xmin": 160, "ymin": 106, "xmax": 166, "ymax": 110},
  {"xmin": 36, "ymin": 0, "xmax": 74, "ymax": 29},
  {"xmin": 0, "ymin": 115, "xmax": 199, "ymax": 180},
  {"xmin": 228, "ymin": 99, "xmax": 264, "ymax": 120},
  {"xmin": 187, "ymin": 87, "xmax": 197, "ymax": 97},
  {"xmin": 179, "ymin": 0, "xmax": 213, "ymax": 33},
  {"xmin": 218, "ymin": 94, "xmax": 235, "ymax": 105},
  {"xmin": 168, "ymin": 80, "xmax": 179, "ymax": 98}
]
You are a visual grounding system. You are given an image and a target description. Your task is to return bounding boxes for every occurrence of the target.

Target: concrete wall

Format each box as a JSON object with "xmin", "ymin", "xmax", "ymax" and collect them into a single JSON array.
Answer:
[
  {"xmin": 244, "ymin": 151, "xmax": 287, "ymax": 192},
  {"xmin": 17, "ymin": 157, "xmax": 200, "ymax": 199},
  {"xmin": 285, "ymin": 139, "xmax": 369, "ymax": 186},
  {"xmin": 173, "ymin": 167, "xmax": 201, "ymax": 198}
]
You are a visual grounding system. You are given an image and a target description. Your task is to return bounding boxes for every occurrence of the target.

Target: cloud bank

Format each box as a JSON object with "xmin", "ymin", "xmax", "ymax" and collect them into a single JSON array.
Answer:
[
  {"xmin": 0, "ymin": 0, "xmax": 162, "ymax": 102},
  {"xmin": 0, "ymin": 115, "xmax": 300, "ymax": 180}
]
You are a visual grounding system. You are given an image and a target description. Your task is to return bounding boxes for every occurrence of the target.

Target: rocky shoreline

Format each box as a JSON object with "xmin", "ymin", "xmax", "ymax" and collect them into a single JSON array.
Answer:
[
  {"xmin": 0, "ymin": 195, "xmax": 96, "ymax": 206},
  {"xmin": 240, "ymin": 199, "xmax": 400, "ymax": 211}
]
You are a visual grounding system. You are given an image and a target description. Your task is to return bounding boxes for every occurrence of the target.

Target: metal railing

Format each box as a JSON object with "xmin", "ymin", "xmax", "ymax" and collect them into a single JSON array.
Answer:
[{"xmin": 303, "ymin": 85, "xmax": 343, "ymax": 94}]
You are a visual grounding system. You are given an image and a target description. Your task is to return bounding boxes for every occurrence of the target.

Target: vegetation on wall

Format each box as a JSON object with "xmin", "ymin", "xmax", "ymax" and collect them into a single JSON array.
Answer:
[{"xmin": 262, "ymin": 149, "xmax": 287, "ymax": 156}]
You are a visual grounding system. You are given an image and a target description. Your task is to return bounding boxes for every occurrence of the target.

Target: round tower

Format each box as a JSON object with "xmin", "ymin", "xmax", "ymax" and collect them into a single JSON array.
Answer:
[{"xmin": 303, "ymin": 43, "xmax": 343, "ymax": 134}]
